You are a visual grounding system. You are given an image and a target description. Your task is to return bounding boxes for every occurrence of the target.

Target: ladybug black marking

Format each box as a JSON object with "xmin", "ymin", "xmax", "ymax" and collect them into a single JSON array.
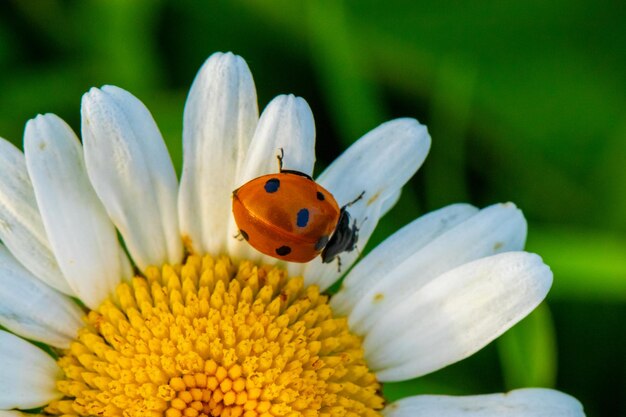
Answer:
[
  {"xmin": 276, "ymin": 245, "xmax": 292, "ymax": 256},
  {"xmin": 296, "ymin": 208, "xmax": 310, "ymax": 228},
  {"xmin": 232, "ymin": 148, "xmax": 366, "ymax": 264},
  {"xmin": 239, "ymin": 229, "xmax": 249, "ymax": 241},
  {"xmin": 264, "ymin": 178, "xmax": 280, "ymax": 193}
]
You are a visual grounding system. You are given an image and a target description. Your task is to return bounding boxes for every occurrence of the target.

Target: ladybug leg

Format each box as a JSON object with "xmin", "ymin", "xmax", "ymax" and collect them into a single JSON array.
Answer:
[
  {"xmin": 276, "ymin": 147, "xmax": 285, "ymax": 172},
  {"xmin": 336, "ymin": 256, "xmax": 343, "ymax": 273},
  {"xmin": 234, "ymin": 229, "xmax": 251, "ymax": 242}
]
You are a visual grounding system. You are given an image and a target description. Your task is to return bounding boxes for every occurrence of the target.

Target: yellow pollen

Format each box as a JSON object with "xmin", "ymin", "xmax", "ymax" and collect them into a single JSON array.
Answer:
[{"xmin": 47, "ymin": 255, "xmax": 383, "ymax": 417}]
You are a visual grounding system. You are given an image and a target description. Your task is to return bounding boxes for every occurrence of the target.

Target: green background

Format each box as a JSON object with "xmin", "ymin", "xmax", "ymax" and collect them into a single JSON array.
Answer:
[{"xmin": 1, "ymin": 1, "xmax": 624, "ymax": 416}]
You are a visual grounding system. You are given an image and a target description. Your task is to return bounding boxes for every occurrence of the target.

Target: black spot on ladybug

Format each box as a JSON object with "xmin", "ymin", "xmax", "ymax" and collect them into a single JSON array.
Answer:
[
  {"xmin": 240, "ymin": 229, "xmax": 249, "ymax": 241},
  {"xmin": 316, "ymin": 191, "xmax": 325, "ymax": 201},
  {"xmin": 315, "ymin": 235, "xmax": 329, "ymax": 251},
  {"xmin": 296, "ymin": 208, "xmax": 309, "ymax": 228},
  {"xmin": 264, "ymin": 178, "xmax": 280, "ymax": 193},
  {"xmin": 275, "ymin": 245, "xmax": 292, "ymax": 256}
]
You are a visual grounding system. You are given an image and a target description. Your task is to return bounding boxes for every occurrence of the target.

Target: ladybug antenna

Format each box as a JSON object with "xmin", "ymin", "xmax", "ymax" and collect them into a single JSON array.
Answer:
[
  {"xmin": 276, "ymin": 148, "xmax": 285, "ymax": 172},
  {"xmin": 343, "ymin": 191, "xmax": 365, "ymax": 209}
]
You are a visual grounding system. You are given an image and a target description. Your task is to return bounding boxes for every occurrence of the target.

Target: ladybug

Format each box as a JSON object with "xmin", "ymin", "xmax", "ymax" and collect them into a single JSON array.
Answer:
[{"xmin": 232, "ymin": 149, "xmax": 362, "ymax": 264}]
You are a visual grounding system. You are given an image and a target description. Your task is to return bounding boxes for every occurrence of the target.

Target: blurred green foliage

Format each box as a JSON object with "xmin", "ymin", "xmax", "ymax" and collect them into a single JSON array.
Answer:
[{"xmin": 0, "ymin": 1, "xmax": 624, "ymax": 416}]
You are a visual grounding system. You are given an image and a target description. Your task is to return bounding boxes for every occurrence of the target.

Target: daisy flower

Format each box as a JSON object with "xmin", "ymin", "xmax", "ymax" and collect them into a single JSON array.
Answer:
[{"xmin": 0, "ymin": 52, "xmax": 584, "ymax": 417}]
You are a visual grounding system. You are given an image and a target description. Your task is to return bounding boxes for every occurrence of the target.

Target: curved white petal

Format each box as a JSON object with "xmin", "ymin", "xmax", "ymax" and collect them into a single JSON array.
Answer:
[
  {"xmin": 24, "ymin": 114, "xmax": 132, "ymax": 308},
  {"xmin": 81, "ymin": 85, "xmax": 182, "ymax": 270},
  {"xmin": 383, "ymin": 388, "xmax": 585, "ymax": 417},
  {"xmin": 0, "ymin": 243, "xmax": 83, "ymax": 348},
  {"xmin": 364, "ymin": 252, "xmax": 552, "ymax": 381},
  {"xmin": 301, "ymin": 118, "xmax": 431, "ymax": 290},
  {"xmin": 0, "ymin": 330, "xmax": 62, "ymax": 409},
  {"xmin": 0, "ymin": 138, "xmax": 71, "ymax": 295},
  {"xmin": 229, "ymin": 94, "xmax": 316, "ymax": 261},
  {"xmin": 380, "ymin": 188, "xmax": 402, "ymax": 217},
  {"xmin": 235, "ymin": 94, "xmax": 316, "ymax": 184},
  {"xmin": 331, "ymin": 203, "xmax": 478, "ymax": 316},
  {"xmin": 179, "ymin": 52, "xmax": 259, "ymax": 255},
  {"xmin": 348, "ymin": 203, "xmax": 527, "ymax": 334}
]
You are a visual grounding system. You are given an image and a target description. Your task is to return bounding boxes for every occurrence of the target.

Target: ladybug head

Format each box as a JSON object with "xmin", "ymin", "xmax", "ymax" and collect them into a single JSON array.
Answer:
[{"xmin": 321, "ymin": 207, "xmax": 359, "ymax": 264}]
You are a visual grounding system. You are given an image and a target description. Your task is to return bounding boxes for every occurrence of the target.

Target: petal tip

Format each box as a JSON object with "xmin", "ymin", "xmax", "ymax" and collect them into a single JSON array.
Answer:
[
  {"xmin": 24, "ymin": 113, "xmax": 69, "ymax": 151},
  {"xmin": 383, "ymin": 117, "xmax": 432, "ymax": 155},
  {"xmin": 202, "ymin": 51, "xmax": 249, "ymax": 76},
  {"xmin": 100, "ymin": 84, "xmax": 127, "ymax": 96},
  {"xmin": 81, "ymin": 87, "xmax": 104, "ymax": 112}
]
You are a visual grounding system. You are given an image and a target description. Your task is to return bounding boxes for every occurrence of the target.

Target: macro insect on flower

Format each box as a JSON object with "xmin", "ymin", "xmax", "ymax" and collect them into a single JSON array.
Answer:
[
  {"xmin": 0, "ymin": 51, "xmax": 585, "ymax": 417},
  {"xmin": 232, "ymin": 148, "xmax": 362, "ymax": 265}
]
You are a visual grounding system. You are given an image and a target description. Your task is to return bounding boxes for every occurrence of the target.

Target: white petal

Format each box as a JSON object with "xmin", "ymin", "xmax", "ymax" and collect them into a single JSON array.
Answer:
[
  {"xmin": 25, "ymin": 114, "xmax": 132, "ymax": 308},
  {"xmin": 317, "ymin": 118, "xmax": 430, "ymax": 208},
  {"xmin": 0, "ymin": 330, "xmax": 62, "ymax": 409},
  {"xmin": 380, "ymin": 188, "xmax": 402, "ymax": 217},
  {"xmin": 228, "ymin": 94, "xmax": 316, "ymax": 261},
  {"xmin": 81, "ymin": 85, "xmax": 182, "ymax": 270},
  {"xmin": 365, "ymin": 252, "xmax": 552, "ymax": 381},
  {"xmin": 235, "ymin": 94, "xmax": 316, "ymax": 183},
  {"xmin": 0, "ymin": 138, "xmax": 71, "ymax": 294},
  {"xmin": 301, "ymin": 118, "xmax": 431, "ymax": 290},
  {"xmin": 0, "ymin": 243, "xmax": 83, "ymax": 348},
  {"xmin": 383, "ymin": 388, "xmax": 585, "ymax": 417},
  {"xmin": 331, "ymin": 203, "xmax": 478, "ymax": 316},
  {"xmin": 348, "ymin": 202, "xmax": 527, "ymax": 334},
  {"xmin": 179, "ymin": 52, "xmax": 259, "ymax": 255}
]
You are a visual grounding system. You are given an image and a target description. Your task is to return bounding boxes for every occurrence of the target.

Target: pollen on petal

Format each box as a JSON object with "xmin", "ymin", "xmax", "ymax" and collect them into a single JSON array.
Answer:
[{"xmin": 46, "ymin": 255, "xmax": 383, "ymax": 417}]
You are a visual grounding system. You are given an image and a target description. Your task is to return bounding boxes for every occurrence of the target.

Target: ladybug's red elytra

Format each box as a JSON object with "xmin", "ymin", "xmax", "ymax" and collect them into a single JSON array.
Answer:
[{"xmin": 232, "ymin": 149, "xmax": 362, "ymax": 264}]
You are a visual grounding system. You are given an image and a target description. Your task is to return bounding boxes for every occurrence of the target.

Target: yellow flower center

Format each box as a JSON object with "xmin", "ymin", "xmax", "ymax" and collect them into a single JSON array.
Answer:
[{"xmin": 47, "ymin": 255, "xmax": 383, "ymax": 417}]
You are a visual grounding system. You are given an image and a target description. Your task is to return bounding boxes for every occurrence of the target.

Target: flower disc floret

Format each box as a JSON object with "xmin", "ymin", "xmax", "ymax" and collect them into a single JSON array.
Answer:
[{"xmin": 47, "ymin": 255, "xmax": 383, "ymax": 417}]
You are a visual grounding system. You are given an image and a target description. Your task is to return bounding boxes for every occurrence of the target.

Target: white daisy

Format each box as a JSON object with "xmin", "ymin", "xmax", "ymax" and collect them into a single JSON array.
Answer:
[{"xmin": 0, "ymin": 52, "xmax": 584, "ymax": 417}]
